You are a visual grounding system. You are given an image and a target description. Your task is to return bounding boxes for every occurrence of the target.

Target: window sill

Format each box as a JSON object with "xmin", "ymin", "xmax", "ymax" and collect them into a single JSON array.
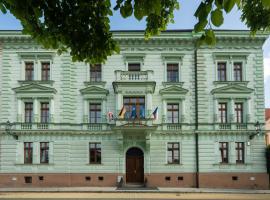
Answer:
[
  {"xmin": 15, "ymin": 163, "xmax": 54, "ymax": 166},
  {"xmin": 84, "ymin": 81, "xmax": 106, "ymax": 87},
  {"xmin": 162, "ymin": 82, "xmax": 184, "ymax": 87},
  {"xmin": 165, "ymin": 163, "xmax": 182, "ymax": 166},
  {"xmin": 213, "ymin": 81, "xmax": 249, "ymax": 86},
  {"xmin": 87, "ymin": 163, "xmax": 103, "ymax": 165},
  {"xmin": 213, "ymin": 163, "xmax": 251, "ymax": 166},
  {"xmin": 18, "ymin": 80, "xmax": 55, "ymax": 86}
]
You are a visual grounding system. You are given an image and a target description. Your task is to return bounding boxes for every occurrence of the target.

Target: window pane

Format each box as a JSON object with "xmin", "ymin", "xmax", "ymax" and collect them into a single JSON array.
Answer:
[{"xmin": 128, "ymin": 63, "xmax": 140, "ymax": 71}]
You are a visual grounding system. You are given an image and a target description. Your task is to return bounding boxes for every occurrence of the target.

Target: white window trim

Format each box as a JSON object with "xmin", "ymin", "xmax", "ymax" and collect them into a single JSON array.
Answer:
[
  {"xmin": 165, "ymin": 100, "xmax": 182, "ymax": 123},
  {"xmin": 164, "ymin": 61, "xmax": 181, "ymax": 82},
  {"xmin": 165, "ymin": 141, "xmax": 181, "ymax": 165}
]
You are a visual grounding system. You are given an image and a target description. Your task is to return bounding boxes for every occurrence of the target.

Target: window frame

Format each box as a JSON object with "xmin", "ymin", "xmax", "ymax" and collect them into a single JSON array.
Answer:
[
  {"xmin": 90, "ymin": 64, "xmax": 102, "ymax": 82},
  {"xmin": 40, "ymin": 102, "xmax": 50, "ymax": 123},
  {"xmin": 167, "ymin": 103, "xmax": 180, "ymax": 124},
  {"xmin": 128, "ymin": 62, "xmax": 141, "ymax": 71},
  {"xmin": 89, "ymin": 142, "xmax": 102, "ymax": 164},
  {"xmin": 167, "ymin": 142, "xmax": 180, "ymax": 164},
  {"xmin": 41, "ymin": 61, "xmax": 51, "ymax": 81},
  {"xmin": 24, "ymin": 142, "xmax": 33, "ymax": 164},
  {"xmin": 40, "ymin": 142, "xmax": 49, "ymax": 164},
  {"xmin": 233, "ymin": 62, "xmax": 243, "ymax": 81},
  {"xmin": 123, "ymin": 96, "xmax": 145, "ymax": 119},
  {"xmin": 89, "ymin": 103, "xmax": 102, "ymax": 123},
  {"xmin": 25, "ymin": 61, "xmax": 34, "ymax": 81},
  {"xmin": 219, "ymin": 142, "xmax": 229, "ymax": 164},
  {"xmin": 235, "ymin": 142, "xmax": 245, "ymax": 164},
  {"xmin": 217, "ymin": 61, "xmax": 227, "ymax": 81},
  {"xmin": 166, "ymin": 63, "xmax": 179, "ymax": 82},
  {"xmin": 235, "ymin": 102, "xmax": 244, "ymax": 123},
  {"xmin": 24, "ymin": 102, "xmax": 34, "ymax": 123},
  {"xmin": 218, "ymin": 102, "xmax": 228, "ymax": 123}
]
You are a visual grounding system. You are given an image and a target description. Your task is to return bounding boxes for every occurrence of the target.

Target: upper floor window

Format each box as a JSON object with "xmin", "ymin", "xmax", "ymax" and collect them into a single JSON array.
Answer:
[
  {"xmin": 89, "ymin": 103, "xmax": 101, "ymax": 123},
  {"xmin": 40, "ymin": 142, "xmax": 49, "ymax": 164},
  {"xmin": 167, "ymin": 63, "xmax": 179, "ymax": 82},
  {"xmin": 123, "ymin": 97, "xmax": 145, "ymax": 119},
  {"xmin": 128, "ymin": 63, "xmax": 141, "ymax": 71},
  {"xmin": 41, "ymin": 62, "xmax": 50, "ymax": 81},
  {"xmin": 25, "ymin": 62, "xmax": 34, "ymax": 81},
  {"xmin": 217, "ymin": 62, "xmax": 226, "ymax": 81},
  {"xmin": 25, "ymin": 102, "xmax": 33, "ymax": 123},
  {"xmin": 40, "ymin": 102, "xmax": 50, "ymax": 123},
  {"xmin": 167, "ymin": 142, "xmax": 180, "ymax": 164},
  {"xmin": 24, "ymin": 142, "xmax": 33, "ymax": 164},
  {"xmin": 235, "ymin": 142, "xmax": 245, "ymax": 164},
  {"xmin": 218, "ymin": 103, "xmax": 227, "ymax": 123},
  {"xmin": 89, "ymin": 142, "xmax": 101, "ymax": 164},
  {"xmin": 235, "ymin": 103, "xmax": 243, "ymax": 123},
  {"xmin": 233, "ymin": 62, "xmax": 242, "ymax": 81},
  {"xmin": 219, "ymin": 142, "xmax": 228, "ymax": 163},
  {"xmin": 167, "ymin": 103, "xmax": 179, "ymax": 123},
  {"xmin": 90, "ymin": 64, "xmax": 101, "ymax": 82}
]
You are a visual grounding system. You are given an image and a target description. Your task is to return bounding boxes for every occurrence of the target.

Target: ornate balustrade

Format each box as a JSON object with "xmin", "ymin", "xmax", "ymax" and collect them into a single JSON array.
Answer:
[{"xmin": 115, "ymin": 70, "xmax": 153, "ymax": 81}]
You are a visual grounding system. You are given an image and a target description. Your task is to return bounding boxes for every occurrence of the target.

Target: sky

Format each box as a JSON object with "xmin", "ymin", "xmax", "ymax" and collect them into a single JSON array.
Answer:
[{"xmin": 0, "ymin": 0, "xmax": 269, "ymax": 107}]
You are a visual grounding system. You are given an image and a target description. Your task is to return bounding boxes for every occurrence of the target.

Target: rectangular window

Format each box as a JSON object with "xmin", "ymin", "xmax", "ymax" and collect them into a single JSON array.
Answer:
[
  {"xmin": 90, "ymin": 64, "xmax": 101, "ymax": 82},
  {"xmin": 24, "ymin": 142, "xmax": 33, "ymax": 164},
  {"xmin": 167, "ymin": 103, "xmax": 179, "ymax": 123},
  {"xmin": 40, "ymin": 102, "xmax": 50, "ymax": 123},
  {"xmin": 89, "ymin": 103, "xmax": 101, "ymax": 123},
  {"xmin": 25, "ymin": 62, "xmax": 34, "ymax": 81},
  {"xmin": 41, "ymin": 62, "xmax": 50, "ymax": 81},
  {"xmin": 128, "ymin": 63, "xmax": 141, "ymax": 71},
  {"xmin": 235, "ymin": 142, "xmax": 245, "ymax": 164},
  {"xmin": 167, "ymin": 142, "xmax": 180, "ymax": 164},
  {"xmin": 218, "ymin": 103, "xmax": 227, "ymax": 123},
  {"xmin": 235, "ymin": 103, "xmax": 243, "ymax": 123},
  {"xmin": 40, "ymin": 142, "xmax": 49, "ymax": 164},
  {"xmin": 89, "ymin": 142, "xmax": 101, "ymax": 164},
  {"xmin": 219, "ymin": 142, "xmax": 229, "ymax": 163},
  {"xmin": 123, "ymin": 97, "xmax": 145, "ymax": 119},
  {"xmin": 234, "ymin": 62, "xmax": 242, "ymax": 81},
  {"xmin": 167, "ymin": 63, "xmax": 179, "ymax": 82},
  {"xmin": 24, "ymin": 102, "xmax": 33, "ymax": 123},
  {"xmin": 217, "ymin": 62, "xmax": 226, "ymax": 81}
]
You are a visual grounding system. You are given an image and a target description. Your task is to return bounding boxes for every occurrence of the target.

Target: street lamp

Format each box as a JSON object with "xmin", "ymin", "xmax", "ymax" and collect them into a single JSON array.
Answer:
[
  {"xmin": 249, "ymin": 121, "xmax": 261, "ymax": 140},
  {"xmin": 5, "ymin": 121, "xmax": 18, "ymax": 140}
]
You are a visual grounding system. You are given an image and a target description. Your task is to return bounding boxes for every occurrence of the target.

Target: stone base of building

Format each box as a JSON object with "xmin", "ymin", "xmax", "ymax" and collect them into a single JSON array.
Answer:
[{"xmin": 0, "ymin": 173, "xmax": 268, "ymax": 189}]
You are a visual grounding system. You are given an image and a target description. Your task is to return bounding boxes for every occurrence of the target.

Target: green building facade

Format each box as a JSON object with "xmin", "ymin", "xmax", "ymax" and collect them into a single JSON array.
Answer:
[{"xmin": 0, "ymin": 30, "xmax": 268, "ymax": 189}]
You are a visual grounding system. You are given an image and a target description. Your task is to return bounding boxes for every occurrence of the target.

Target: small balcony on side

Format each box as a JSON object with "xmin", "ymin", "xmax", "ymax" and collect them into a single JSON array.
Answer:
[{"xmin": 114, "ymin": 70, "xmax": 154, "ymax": 81}]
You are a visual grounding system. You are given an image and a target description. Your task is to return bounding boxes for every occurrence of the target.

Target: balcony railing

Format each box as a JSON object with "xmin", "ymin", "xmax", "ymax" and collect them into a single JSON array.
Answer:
[
  {"xmin": 218, "ymin": 123, "xmax": 231, "ymax": 130},
  {"xmin": 167, "ymin": 123, "xmax": 182, "ymax": 131},
  {"xmin": 115, "ymin": 70, "xmax": 153, "ymax": 81}
]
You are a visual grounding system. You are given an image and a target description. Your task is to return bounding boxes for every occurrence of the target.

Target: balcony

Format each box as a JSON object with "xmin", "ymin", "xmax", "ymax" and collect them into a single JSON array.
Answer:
[{"xmin": 114, "ymin": 70, "xmax": 153, "ymax": 81}]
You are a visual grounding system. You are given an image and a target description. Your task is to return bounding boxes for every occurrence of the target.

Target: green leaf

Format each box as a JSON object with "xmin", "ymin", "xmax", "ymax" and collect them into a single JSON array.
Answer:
[
  {"xmin": 205, "ymin": 29, "xmax": 216, "ymax": 45},
  {"xmin": 262, "ymin": 0, "xmax": 270, "ymax": 8},
  {"xmin": 0, "ymin": 4, "xmax": 7, "ymax": 14},
  {"xmin": 211, "ymin": 9, "xmax": 224, "ymax": 27},
  {"xmin": 215, "ymin": 0, "xmax": 223, "ymax": 9},
  {"xmin": 223, "ymin": 0, "xmax": 236, "ymax": 13},
  {"xmin": 194, "ymin": 20, "xmax": 208, "ymax": 32}
]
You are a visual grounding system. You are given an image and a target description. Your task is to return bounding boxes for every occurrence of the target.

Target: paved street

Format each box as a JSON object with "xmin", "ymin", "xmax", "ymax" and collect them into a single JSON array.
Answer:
[{"xmin": 0, "ymin": 192, "xmax": 270, "ymax": 200}]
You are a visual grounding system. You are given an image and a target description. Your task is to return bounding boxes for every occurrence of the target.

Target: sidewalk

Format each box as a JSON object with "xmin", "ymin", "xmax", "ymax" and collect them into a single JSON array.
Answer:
[{"xmin": 0, "ymin": 187, "xmax": 269, "ymax": 194}]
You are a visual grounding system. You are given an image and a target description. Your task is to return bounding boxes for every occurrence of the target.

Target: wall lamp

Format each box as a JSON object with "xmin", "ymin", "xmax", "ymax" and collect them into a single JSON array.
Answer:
[
  {"xmin": 5, "ymin": 121, "xmax": 18, "ymax": 140},
  {"xmin": 249, "ymin": 121, "xmax": 261, "ymax": 140}
]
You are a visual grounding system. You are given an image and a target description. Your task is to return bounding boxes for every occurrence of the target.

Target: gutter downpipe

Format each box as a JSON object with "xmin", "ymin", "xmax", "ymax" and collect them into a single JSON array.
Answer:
[{"xmin": 194, "ymin": 46, "xmax": 199, "ymax": 188}]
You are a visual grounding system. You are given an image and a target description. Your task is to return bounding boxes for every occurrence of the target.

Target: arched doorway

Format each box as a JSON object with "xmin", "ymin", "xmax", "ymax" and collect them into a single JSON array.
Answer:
[{"xmin": 126, "ymin": 147, "xmax": 144, "ymax": 183}]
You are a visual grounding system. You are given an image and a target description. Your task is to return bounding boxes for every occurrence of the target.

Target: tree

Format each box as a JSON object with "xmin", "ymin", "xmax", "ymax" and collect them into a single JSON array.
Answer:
[{"xmin": 0, "ymin": 0, "xmax": 269, "ymax": 63}]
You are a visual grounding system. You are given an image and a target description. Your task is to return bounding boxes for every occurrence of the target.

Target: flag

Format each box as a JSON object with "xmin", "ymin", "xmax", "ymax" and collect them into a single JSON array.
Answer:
[
  {"xmin": 118, "ymin": 106, "xmax": 126, "ymax": 119},
  {"xmin": 140, "ymin": 105, "xmax": 145, "ymax": 118},
  {"xmin": 107, "ymin": 111, "xmax": 114, "ymax": 121},
  {"xmin": 130, "ymin": 105, "xmax": 137, "ymax": 119},
  {"xmin": 152, "ymin": 107, "xmax": 158, "ymax": 120}
]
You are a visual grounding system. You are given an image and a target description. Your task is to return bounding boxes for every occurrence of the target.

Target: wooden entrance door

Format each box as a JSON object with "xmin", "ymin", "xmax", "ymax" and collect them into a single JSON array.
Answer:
[{"xmin": 126, "ymin": 147, "xmax": 144, "ymax": 183}]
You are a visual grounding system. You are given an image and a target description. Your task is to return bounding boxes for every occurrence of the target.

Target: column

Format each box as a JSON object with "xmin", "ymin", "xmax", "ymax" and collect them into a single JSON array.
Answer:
[
  {"xmin": 116, "ymin": 93, "xmax": 122, "ymax": 112},
  {"xmin": 230, "ymin": 99, "xmax": 235, "ymax": 123},
  {"xmin": 146, "ymin": 93, "xmax": 152, "ymax": 116},
  {"xmin": 34, "ymin": 99, "xmax": 39, "ymax": 122},
  {"xmin": 84, "ymin": 100, "xmax": 88, "ymax": 123},
  {"xmin": 162, "ymin": 99, "xmax": 166, "ymax": 123},
  {"xmin": 50, "ymin": 99, "xmax": 54, "ymax": 123},
  {"xmin": 17, "ymin": 99, "xmax": 22, "ymax": 122}
]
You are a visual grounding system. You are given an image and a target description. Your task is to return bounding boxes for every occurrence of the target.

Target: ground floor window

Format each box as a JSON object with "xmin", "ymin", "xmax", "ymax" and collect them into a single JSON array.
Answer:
[
  {"xmin": 89, "ymin": 142, "xmax": 101, "ymax": 164},
  {"xmin": 40, "ymin": 142, "xmax": 49, "ymax": 164},
  {"xmin": 167, "ymin": 142, "xmax": 180, "ymax": 164},
  {"xmin": 235, "ymin": 142, "xmax": 245, "ymax": 164},
  {"xmin": 24, "ymin": 142, "xmax": 33, "ymax": 164}
]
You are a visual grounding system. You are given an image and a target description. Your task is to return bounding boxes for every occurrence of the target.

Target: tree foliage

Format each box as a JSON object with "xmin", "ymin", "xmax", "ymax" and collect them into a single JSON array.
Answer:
[{"xmin": 0, "ymin": 0, "xmax": 269, "ymax": 63}]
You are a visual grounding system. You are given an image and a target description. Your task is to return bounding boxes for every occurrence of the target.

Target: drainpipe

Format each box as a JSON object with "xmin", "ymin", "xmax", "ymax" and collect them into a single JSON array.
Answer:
[{"xmin": 194, "ymin": 48, "xmax": 199, "ymax": 188}]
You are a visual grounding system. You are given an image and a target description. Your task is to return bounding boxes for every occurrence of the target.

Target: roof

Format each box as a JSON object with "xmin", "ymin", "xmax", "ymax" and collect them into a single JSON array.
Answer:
[{"xmin": 266, "ymin": 109, "xmax": 270, "ymax": 121}]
